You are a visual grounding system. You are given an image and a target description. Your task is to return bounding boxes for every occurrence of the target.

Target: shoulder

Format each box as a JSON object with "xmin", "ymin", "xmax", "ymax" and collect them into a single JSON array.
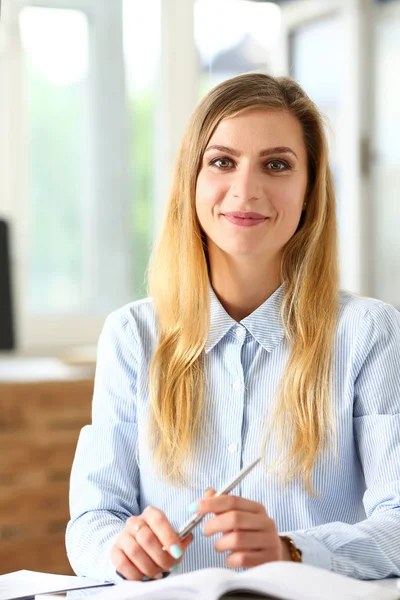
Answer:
[
  {"xmin": 105, "ymin": 297, "xmax": 156, "ymax": 331},
  {"xmin": 338, "ymin": 290, "xmax": 400, "ymax": 332},
  {"xmin": 99, "ymin": 297, "xmax": 158, "ymax": 354},
  {"xmin": 337, "ymin": 290, "xmax": 400, "ymax": 359}
]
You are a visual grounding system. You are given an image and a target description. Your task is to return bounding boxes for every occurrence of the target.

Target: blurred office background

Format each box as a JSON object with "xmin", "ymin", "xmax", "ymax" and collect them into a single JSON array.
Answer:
[
  {"xmin": 0, "ymin": 0, "xmax": 399, "ymax": 574},
  {"xmin": 0, "ymin": 0, "xmax": 399, "ymax": 354}
]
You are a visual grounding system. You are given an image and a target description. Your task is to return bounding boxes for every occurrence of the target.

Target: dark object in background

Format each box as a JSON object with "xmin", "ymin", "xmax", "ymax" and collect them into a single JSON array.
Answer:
[{"xmin": 0, "ymin": 219, "xmax": 15, "ymax": 349}]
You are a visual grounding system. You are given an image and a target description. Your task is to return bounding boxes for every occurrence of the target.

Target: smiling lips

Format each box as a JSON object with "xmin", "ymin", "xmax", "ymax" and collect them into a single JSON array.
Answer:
[{"xmin": 222, "ymin": 211, "xmax": 267, "ymax": 227}]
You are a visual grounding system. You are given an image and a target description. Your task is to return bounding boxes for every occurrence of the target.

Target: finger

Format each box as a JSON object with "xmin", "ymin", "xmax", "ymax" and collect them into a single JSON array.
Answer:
[
  {"xmin": 226, "ymin": 549, "xmax": 281, "ymax": 569},
  {"xmin": 110, "ymin": 546, "xmax": 144, "ymax": 581},
  {"xmin": 186, "ymin": 488, "xmax": 216, "ymax": 515},
  {"xmin": 135, "ymin": 524, "xmax": 177, "ymax": 572},
  {"xmin": 214, "ymin": 530, "xmax": 269, "ymax": 553},
  {"xmin": 179, "ymin": 533, "xmax": 194, "ymax": 550},
  {"xmin": 125, "ymin": 515, "xmax": 149, "ymax": 535},
  {"xmin": 203, "ymin": 511, "xmax": 272, "ymax": 536},
  {"xmin": 119, "ymin": 532, "xmax": 164, "ymax": 580},
  {"xmin": 137, "ymin": 528, "xmax": 193, "ymax": 572},
  {"xmin": 198, "ymin": 495, "xmax": 265, "ymax": 517},
  {"xmin": 140, "ymin": 507, "xmax": 187, "ymax": 561}
]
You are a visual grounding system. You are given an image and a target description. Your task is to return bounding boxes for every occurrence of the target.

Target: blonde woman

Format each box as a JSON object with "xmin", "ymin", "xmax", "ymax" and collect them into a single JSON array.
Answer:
[{"xmin": 66, "ymin": 73, "xmax": 400, "ymax": 583}]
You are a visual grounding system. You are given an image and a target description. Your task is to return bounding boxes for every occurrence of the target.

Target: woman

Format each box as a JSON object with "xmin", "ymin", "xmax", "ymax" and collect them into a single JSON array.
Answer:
[{"xmin": 66, "ymin": 73, "xmax": 400, "ymax": 582}]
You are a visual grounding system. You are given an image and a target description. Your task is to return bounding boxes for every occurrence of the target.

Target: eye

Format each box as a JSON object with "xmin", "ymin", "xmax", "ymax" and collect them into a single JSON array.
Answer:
[
  {"xmin": 209, "ymin": 157, "xmax": 234, "ymax": 169},
  {"xmin": 266, "ymin": 159, "xmax": 291, "ymax": 172}
]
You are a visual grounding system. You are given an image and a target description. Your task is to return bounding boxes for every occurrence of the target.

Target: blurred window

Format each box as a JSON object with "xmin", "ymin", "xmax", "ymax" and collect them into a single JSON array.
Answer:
[
  {"xmin": 17, "ymin": 0, "xmax": 139, "ymax": 348},
  {"xmin": 20, "ymin": 7, "xmax": 89, "ymax": 314},
  {"xmin": 17, "ymin": 0, "xmax": 161, "ymax": 348},
  {"xmin": 123, "ymin": 0, "xmax": 160, "ymax": 299},
  {"xmin": 372, "ymin": 1, "xmax": 400, "ymax": 307},
  {"xmin": 291, "ymin": 16, "xmax": 343, "ymax": 235},
  {"xmin": 195, "ymin": 0, "xmax": 282, "ymax": 95}
]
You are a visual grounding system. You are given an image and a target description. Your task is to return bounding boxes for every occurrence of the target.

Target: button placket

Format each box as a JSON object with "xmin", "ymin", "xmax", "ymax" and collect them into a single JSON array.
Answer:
[
  {"xmin": 226, "ymin": 324, "xmax": 245, "ymax": 468},
  {"xmin": 235, "ymin": 326, "xmax": 245, "ymax": 338}
]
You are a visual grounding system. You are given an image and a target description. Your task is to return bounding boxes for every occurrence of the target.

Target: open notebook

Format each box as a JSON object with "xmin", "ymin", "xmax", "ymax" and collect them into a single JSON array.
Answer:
[{"xmin": 88, "ymin": 561, "xmax": 399, "ymax": 600}]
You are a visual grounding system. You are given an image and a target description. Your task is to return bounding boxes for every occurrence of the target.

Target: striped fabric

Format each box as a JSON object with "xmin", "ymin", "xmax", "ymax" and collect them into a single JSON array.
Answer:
[{"xmin": 66, "ymin": 285, "xmax": 400, "ymax": 581}]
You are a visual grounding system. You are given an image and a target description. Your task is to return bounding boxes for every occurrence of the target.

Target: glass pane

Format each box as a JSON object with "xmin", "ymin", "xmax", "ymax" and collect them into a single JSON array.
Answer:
[
  {"xmin": 19, "ymin": 7, "xmax": 89, "ymax": 314},
  {"xmin": 291, "ymin": 16, "xmax": 344, "ymax": 239},
  {"xmin": 195, "ymin": 0, "xmax": 282, "ymax": 96},
  {"xmin": 123, "ymin": 0, "xmax": 160, "ymax": 299},
  {"xmin": 372, "ymin": 5, "xmax": 400, "ymax": 308}
]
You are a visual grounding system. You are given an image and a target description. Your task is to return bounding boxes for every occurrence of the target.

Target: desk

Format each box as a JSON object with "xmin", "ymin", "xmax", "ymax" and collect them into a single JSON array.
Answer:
[{"xmin": 0, "ymin": 358, "xmax": 95, "ymax": 575}]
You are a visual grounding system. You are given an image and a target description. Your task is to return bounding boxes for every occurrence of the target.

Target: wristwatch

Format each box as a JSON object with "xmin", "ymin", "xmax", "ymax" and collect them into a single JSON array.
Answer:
[{"xmin": 280, "ymin": 535, "xmax": 302, "ymax": 562}]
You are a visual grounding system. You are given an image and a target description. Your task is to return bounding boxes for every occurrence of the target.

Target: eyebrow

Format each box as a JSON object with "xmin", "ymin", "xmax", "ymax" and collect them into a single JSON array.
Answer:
[{"xmin": 204, "ymin": 144, "xmax": 298, "ymax": 160}]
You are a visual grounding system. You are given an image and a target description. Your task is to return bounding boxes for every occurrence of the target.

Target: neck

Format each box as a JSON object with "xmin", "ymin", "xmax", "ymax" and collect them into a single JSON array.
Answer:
[{"xmin": 208, "ymin": 248, "xmax": 282, "ymax": 322}]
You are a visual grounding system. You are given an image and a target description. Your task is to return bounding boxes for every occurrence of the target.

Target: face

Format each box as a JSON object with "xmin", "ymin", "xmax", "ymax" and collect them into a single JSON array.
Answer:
[{"xmin": 195, "ymin": 109, "xmax": 308, "ymax": 263}]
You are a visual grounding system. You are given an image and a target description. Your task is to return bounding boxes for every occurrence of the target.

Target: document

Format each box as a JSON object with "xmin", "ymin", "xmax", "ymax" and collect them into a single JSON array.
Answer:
[
  {"xmin": 84, "ymin": 561, "xmax": 400, "ymax": 600},
  {"xmin": 0, "ymin": 570, "xmax": 112, "ymax": 600}
]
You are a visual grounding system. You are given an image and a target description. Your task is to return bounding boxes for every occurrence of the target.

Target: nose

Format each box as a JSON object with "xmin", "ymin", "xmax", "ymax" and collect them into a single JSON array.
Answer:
[{"xmin": 230, "ymin": 164, "xmax": 263, "ymax": 202}]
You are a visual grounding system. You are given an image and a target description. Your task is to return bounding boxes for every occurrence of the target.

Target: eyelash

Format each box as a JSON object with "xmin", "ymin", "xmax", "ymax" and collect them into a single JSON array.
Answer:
[{"xmin": 208, "ymin": 157, "xmax": 292, "ymax": 172}]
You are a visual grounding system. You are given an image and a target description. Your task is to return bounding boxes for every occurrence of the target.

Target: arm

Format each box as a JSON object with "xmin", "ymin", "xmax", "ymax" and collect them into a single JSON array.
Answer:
[
  {"xmin": 286, "ymin": 302, "xmax": 400, "ymax": 579},
  {"xmin": 66, "ymin": 309, "xmax": 140, "ymax": 581}
]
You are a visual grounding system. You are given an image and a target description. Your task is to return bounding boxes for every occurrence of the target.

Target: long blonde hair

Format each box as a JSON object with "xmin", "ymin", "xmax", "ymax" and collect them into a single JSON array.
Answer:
[{"xmin": 147, "ymin": 73, "xmax": 339, "ymax": 489}]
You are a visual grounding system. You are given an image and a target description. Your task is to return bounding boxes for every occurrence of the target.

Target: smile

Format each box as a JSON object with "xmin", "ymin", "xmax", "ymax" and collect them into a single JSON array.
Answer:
[{"xmin": 222, "ymin": 212, "xmax": 267, "ymax": 228}]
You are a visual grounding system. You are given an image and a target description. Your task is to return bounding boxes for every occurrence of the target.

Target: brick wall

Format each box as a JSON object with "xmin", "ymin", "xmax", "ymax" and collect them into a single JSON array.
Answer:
[{"xmin": 0, "ymin": 379, "xmax": 93, "ymax": 575}]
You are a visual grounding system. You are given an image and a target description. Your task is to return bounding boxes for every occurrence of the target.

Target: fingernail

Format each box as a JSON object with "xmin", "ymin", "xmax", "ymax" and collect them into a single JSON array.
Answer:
[
  {"xmin": 204, "ymin": 487, "xmax": 213, "ymax": 493},
  {"xmin": 188, "ymin": 502, "xmax": 199, "ymax": 513},
  {"xmin": 153, "ymin": 573, "xmax": 163, "ymax": 580},
  {"xmin": 169, "ymin": 544, "xmax": 183, "ymax": 559},
  {"xmin": 142, "ymin": 576, "xmax": 150, "ymax": 581}
]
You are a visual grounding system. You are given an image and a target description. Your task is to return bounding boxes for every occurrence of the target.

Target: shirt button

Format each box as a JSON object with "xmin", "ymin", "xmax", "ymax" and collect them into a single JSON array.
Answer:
[
  {"xmin": 233, "ymin": 380, "xmax": 241, "ymax": 391},
  {"xmin": 228, "ymin": 443, "xmax": 237, "ymax": 453},
  {"xmin": 235, "ymin": 326, "xmax": 245, "ymax": 337}
]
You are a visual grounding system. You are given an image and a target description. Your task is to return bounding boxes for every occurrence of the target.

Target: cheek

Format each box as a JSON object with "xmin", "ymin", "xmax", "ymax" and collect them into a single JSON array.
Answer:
[
  {"xmin": 195, "ymin": 172, "xmax": 225, "ymax": 213},
  {"xmin": 270, "ymin": 177, "xmax": 306, "ymax": 215}
]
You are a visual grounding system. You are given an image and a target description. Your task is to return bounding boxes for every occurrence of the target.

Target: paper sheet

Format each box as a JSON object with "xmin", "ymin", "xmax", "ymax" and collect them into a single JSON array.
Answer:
[{"xmin": 0, "ymin": 570, "xmax": 112, "ymax": 600}]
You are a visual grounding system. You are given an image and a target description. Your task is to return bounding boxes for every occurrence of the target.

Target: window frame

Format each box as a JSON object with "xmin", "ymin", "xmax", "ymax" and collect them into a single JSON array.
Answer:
[{"xmin": 3, "ymin": 0, "xmax": 134, "ymax": 352}]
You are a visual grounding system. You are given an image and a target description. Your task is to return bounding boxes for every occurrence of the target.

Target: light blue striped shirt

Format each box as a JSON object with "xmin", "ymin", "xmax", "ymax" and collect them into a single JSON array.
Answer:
[{"xmin": 66, "ymin": 285, "xmax": 400, "ymax": 581}]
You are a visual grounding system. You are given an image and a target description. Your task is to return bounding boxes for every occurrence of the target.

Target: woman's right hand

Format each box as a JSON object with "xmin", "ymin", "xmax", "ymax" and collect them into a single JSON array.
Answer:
[{"xmin": 110, "ymin": 506, "xmax": 193, "ymax": 581}]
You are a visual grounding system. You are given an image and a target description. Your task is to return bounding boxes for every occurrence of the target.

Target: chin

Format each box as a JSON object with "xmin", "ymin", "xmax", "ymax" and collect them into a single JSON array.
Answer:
[{"xmin": 222, "ymin": 244, "xmax": 259, "ymax": 257}]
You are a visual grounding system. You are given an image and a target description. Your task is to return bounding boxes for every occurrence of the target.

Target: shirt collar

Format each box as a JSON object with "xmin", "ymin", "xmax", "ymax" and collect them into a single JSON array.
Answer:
[{"xmin": 205, "ymin": 284, "xmax": 286, "ymax": 354}]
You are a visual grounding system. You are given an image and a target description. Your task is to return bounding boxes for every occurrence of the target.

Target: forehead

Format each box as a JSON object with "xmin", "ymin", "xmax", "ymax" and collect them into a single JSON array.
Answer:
[{"xmin": 207, "ymin": 108, "xmax": 306, "ymax": 155}]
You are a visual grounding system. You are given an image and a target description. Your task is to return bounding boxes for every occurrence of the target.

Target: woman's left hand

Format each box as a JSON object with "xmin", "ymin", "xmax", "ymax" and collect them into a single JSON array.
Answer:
[{"xmin": 194, "ymin": 490, "xmax": 291, "ymax": 568}]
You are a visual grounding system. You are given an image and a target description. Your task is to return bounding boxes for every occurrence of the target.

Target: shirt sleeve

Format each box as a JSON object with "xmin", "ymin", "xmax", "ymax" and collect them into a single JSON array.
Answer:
[
  {"xmin": 284, "ymin": 302, "xmax": 400, "ymax": 579},
  {"xmin": 66, "ymin": 309, "xmax": 141, "ymax": 582}
]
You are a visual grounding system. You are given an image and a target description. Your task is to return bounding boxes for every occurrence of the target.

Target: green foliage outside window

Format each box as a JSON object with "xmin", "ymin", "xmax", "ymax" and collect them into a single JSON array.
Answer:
[{"xmin": 27, "ymin": 55, "xmax": 153, "ymax": 310}]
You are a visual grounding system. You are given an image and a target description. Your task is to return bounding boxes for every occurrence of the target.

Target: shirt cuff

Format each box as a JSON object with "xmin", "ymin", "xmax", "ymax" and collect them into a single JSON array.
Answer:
[{"xmin": 283, "ymin": 531, "xmax": 332, "ymax": 571}]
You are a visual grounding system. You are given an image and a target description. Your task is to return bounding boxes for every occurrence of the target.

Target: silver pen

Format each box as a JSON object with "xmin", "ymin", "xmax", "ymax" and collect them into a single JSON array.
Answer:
[{"xmin": 177, "ymin": 456, "xmax": 262, "ymax": 540}]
